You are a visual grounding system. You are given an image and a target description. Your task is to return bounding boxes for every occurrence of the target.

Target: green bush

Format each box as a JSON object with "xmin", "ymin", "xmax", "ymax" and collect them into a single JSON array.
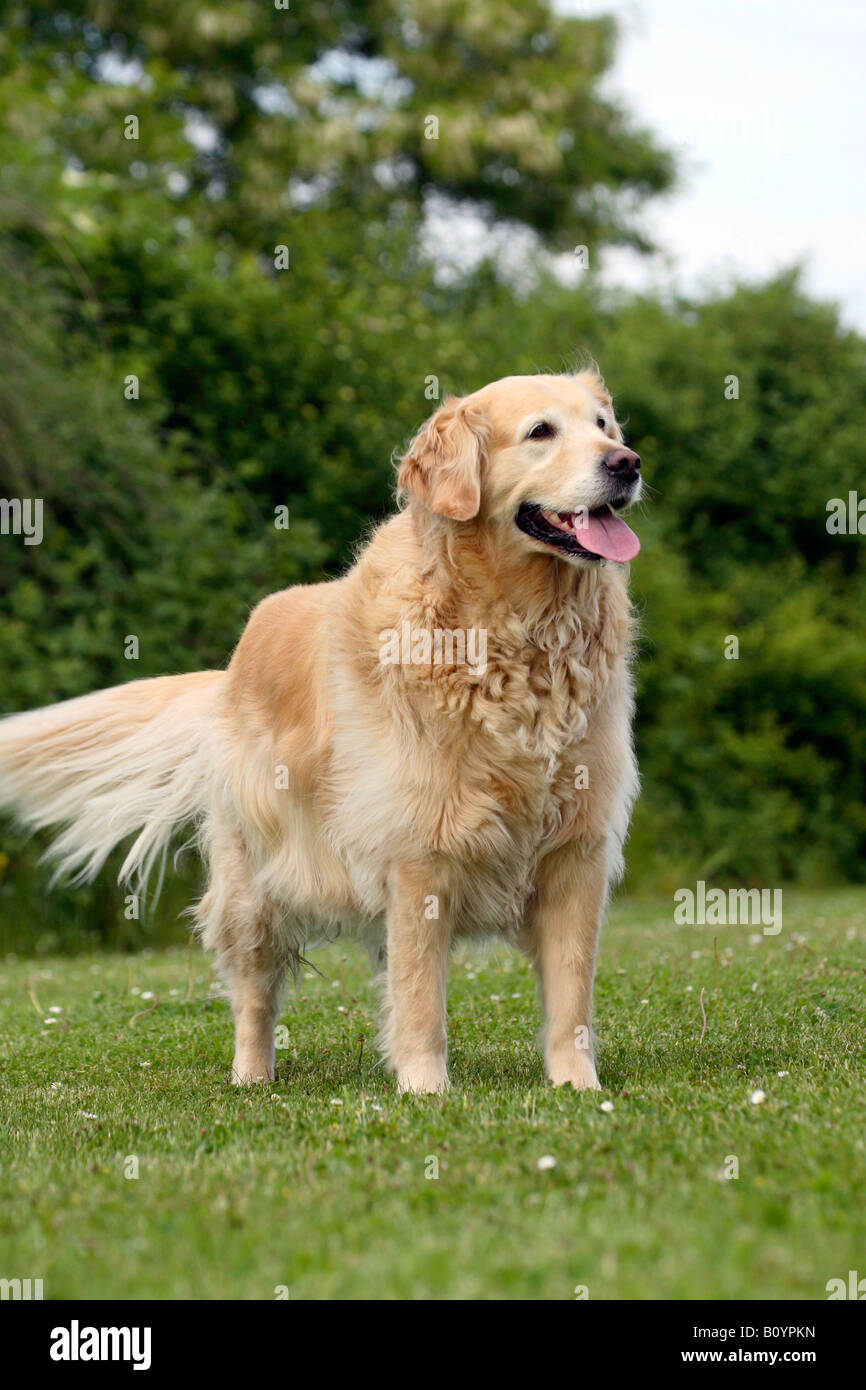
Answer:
[{"xmin": 1, "ymin": 3, "xmax": 864, "ymax": 952}]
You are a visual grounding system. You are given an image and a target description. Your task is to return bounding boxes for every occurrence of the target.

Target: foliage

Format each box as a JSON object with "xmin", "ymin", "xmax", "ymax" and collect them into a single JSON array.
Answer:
[
  {"xmin": 1, "ymin": 0, "xmax": 674, "ymax": 250},
  {"xmin": 0, "ymin": 3, "xmax": 863, "ymax": 948}
]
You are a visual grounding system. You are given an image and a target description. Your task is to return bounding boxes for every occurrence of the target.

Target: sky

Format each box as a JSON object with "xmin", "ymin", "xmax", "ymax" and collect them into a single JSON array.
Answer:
[{"xmin": 581, "ymin": 0, "xmax": 866, "ymax": 328}]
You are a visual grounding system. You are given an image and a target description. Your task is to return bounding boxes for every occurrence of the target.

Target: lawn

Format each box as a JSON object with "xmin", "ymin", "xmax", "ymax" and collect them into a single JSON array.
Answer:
[{"xmin": 0, "ymin": 888, "xmax": 863, "ymax": 1301}]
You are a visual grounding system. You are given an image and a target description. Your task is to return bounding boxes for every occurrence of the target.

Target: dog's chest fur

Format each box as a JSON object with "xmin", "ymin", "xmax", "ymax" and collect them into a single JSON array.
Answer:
[{"xmin": 327, "ymin": 554, "xmax": 634, "ymax": 936}]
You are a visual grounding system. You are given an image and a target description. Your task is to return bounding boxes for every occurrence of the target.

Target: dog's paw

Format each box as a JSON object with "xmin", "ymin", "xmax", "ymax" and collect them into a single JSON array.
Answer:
[
  {"xmin": 396, "ymin": 1056, "xmax": 449, "ymax": 1095},
  {"xmin": 546, "ymin": 1053, "xmax": 600, "ymax": 1091},
  {"xmin": 231, "ymin": 1058, "xmax": 275, "ymax": 1085}
]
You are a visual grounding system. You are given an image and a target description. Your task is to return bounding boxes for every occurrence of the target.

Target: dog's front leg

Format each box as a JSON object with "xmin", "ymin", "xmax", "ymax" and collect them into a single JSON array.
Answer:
[
  {"xmin": 383, "ymin": 863, "xmax": 451, "ymax": 1094},
  {"xmin": 527, "ymin": 844, "xmax": 609, "ymax": 1090}
]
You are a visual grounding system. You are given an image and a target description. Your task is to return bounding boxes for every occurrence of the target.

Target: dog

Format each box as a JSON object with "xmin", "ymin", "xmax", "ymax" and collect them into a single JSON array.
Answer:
[{"xmin": 0, "ymin": 370, "xmax": 642, "ymax": 1093}]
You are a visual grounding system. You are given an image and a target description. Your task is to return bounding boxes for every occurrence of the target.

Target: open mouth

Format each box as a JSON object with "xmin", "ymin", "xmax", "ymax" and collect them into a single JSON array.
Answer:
[{"xmin": 515, "ymin": 503, "xmax": 640, "ymax": 563}]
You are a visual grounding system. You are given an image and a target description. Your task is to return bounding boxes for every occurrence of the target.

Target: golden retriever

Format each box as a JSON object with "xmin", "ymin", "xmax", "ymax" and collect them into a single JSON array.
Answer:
[{"xmin": 0, "ymin": 370, "xmax": 642, "ymax": 1093}]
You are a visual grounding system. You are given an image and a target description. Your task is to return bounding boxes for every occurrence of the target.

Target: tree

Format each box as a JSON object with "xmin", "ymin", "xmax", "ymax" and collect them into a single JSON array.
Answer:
[{"xmin": 1, "ymin": 0, "xmax": 674, "ymax": 252}]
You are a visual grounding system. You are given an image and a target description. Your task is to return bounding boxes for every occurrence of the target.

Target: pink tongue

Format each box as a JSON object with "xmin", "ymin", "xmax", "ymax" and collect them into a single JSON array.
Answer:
[{"xmin": 573, "ymin": 511, "xmax": 640, "ymax": 562}]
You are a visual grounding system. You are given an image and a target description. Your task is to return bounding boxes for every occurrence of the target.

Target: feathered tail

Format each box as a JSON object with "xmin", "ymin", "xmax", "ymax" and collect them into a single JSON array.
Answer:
[{"xmin": 0, "ymin": 671, "xmax": 223, "ymax": 892}]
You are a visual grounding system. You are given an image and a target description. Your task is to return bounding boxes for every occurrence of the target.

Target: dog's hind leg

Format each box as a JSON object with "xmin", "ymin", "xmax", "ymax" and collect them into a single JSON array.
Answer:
[
  {"xmin": 227, "ymin": 951, "xmax": 285, "ymax": 1084},
  {"xmin": 222, "ymin": 934, "xmax": 289, "ymax": 1084},
  {"xmin": 197, "ymin": 826, "xmax": 293, "ymax": 1084}
]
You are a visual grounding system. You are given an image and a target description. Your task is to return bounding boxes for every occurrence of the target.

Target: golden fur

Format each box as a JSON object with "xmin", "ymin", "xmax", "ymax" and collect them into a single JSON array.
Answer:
[{"xmin": 0, "ymin": 371, "xmax": 641, "ymax": 1092}]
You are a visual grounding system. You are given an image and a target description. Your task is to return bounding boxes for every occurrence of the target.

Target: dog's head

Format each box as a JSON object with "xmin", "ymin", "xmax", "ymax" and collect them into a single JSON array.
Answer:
[{"xmin": 398, "ymin": 371, "xmax": 642, "ymax": 566}]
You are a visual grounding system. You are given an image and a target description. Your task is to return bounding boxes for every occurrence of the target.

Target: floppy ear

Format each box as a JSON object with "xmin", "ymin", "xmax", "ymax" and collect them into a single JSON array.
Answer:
[{"xmin": 398, "ymin": 397, "xmax": 489, "ymax": 521}]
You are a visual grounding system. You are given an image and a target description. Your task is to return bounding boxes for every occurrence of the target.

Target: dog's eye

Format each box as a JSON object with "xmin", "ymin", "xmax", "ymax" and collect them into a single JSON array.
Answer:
[
  {"xmin": 596, "ymin": 416, "xmax": 607, "ymax": 431},
  {"xmin": 527, "ymin": 421, "xmax": 556, "ymax": 440}
]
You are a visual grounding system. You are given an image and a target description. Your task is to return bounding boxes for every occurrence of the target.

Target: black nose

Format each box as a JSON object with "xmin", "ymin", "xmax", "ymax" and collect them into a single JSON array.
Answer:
[{"xmin": 601, "ymin": 447, "xmax": 641, "ymax": 481}]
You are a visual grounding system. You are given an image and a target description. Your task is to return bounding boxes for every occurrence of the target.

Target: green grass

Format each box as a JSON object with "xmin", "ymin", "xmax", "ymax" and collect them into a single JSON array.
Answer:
[{"xmin": 1, "ymin": 888, "xmax": 864, "ymax": 1300}]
